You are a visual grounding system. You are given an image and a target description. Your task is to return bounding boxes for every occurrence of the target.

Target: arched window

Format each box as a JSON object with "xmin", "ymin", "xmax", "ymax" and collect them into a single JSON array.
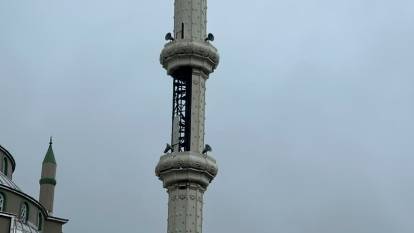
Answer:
[
  {"xmin": 20, "ymin": 202, "xmax": 29, "ymax": 223},
  {"xmin": 0, "ymin": 193, "xmax": 5, "ymax": 211},
  {"xmin": 37, "ymin": 212, "xmax": 43, "ymax": 230},
  {"xmin": 2, "ymin": 157, "xmax": 8, "ymax": 176}
]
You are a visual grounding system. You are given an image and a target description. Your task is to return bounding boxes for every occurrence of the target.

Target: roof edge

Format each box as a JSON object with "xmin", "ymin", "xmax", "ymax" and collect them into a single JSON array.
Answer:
[
  {"xmin": 46, "ymin": 216, "xmax": 69, "ymax": 224},
  {"xmin": 0, "ymin": 185, "xmax": 66, "ymax": 221}
]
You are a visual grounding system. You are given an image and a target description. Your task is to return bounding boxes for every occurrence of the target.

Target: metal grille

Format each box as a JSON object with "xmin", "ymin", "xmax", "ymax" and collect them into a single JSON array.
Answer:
[{"xmin": 171, "ymin": 68, "xmax": 192, "ymax": 152}]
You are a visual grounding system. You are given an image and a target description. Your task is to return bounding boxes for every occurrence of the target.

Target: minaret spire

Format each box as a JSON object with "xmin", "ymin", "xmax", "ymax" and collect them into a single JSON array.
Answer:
[
  {"xmin": 156, "ymin": 1, "xmax": 219, "ymax": 233},
  {"xmin": 39, "ymin": 137, "xmax": 57, "ymax": 214}
]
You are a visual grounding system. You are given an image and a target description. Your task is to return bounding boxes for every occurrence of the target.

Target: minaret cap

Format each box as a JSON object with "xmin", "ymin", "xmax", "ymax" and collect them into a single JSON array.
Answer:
[{"xmin": 43, "ymin": 136, "xmax": 57, "ymax": 164}]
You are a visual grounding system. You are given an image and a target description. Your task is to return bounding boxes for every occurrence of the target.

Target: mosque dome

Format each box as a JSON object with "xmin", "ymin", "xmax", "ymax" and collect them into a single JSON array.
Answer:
[
  {"xmin": 0, "ymin": 141, "xmax": 68, "ymax": 233},
  {"xmin": 0, "ymin": 145, "xmax": 16, "ymax": 174}
]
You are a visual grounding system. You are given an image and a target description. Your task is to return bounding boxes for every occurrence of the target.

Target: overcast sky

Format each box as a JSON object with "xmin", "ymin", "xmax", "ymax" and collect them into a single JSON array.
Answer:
[{"xmin": 1, "ymin": 0, "xmax": 414, "ymax": 233}]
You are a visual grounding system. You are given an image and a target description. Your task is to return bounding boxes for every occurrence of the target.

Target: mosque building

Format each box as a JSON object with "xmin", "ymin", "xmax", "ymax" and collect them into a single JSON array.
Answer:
[{"xmin": 0, "ymin": 139, "xmax": 68, "ymax": 233}]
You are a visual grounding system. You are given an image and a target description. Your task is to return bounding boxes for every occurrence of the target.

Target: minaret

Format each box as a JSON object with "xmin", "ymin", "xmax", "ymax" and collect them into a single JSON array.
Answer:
[
  {"xmin": 39, "ymin": 137, "xmax": 57, "ymax": 214},
  {"xmin": 155, "ymin": 1, "xmax": 219, "ymax": 233}
]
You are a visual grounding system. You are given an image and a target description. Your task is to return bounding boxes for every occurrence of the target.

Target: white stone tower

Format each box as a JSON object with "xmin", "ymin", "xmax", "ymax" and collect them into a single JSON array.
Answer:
[{"xmin": 155, "ymin": 0, "xmax": 219, "ymax": 233}]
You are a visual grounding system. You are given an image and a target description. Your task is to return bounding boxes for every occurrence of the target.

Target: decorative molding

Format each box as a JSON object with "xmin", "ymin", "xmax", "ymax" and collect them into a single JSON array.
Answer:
[
  {"xmin": 160, "ymin": 41, "xmax": 220, "ymax": 75},
  {"xmin": 39, "ymin": 178, "xmax": 56, "ymax": 186}
]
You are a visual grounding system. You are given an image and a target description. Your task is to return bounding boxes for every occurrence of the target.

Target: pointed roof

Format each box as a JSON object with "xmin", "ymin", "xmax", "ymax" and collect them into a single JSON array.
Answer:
[{"xmin": 43, "ymin": 137, "xmax": 56, "ymax": 165}]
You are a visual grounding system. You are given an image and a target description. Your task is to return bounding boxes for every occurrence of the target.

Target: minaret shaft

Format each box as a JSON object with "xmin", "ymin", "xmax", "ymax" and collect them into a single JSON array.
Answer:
[
  {"xmin": 39, "ymin": 181, "xmax": 55, "ymax": 213},
  {"xmin": 167, "ymin": 184, "xmax": 205, "ymax": 233},
  {"xmin": 174, "ymin": 0, "xmax": 207, "ymax": 41},
  {"xmin": 39, "ymin": 163, "xmax": 56, "ymax": 214},
  {"xmin": 188, "ymin": 70, "xmax": 206, "ymax": 152}
]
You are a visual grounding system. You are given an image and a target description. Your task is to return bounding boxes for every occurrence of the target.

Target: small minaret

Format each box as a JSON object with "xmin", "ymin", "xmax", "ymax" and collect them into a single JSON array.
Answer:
[
  {"xmin": 39, "ymin": 137, "xmax": 57, "ymax": 214},
  {"xmin": 156, "ymin": 1, "xmax": 220, "ymax": 233}
]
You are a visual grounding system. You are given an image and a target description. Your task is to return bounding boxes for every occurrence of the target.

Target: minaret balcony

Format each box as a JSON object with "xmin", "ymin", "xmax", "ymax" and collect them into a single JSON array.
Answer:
[
  {"xmin": 155, "ymin": 151, "xmax": 218, "ymax": 189},
  {"xmin": 160, "ymin": 41, "xmax": 220, "ymax": 76}
]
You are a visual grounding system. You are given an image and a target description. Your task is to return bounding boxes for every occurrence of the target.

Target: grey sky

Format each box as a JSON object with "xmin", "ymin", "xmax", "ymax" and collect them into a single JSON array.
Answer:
[{"xmin": 1, "ymin": 0, "xmax": 414, "ymax": 232}]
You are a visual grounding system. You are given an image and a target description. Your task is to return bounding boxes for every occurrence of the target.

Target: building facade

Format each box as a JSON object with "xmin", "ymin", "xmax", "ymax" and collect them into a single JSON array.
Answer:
[
  {"xmin": 0, "ymin": 140, "xmax": 68, "ymax": 233},
  {"xmin": 155, "ymin": 0, "xmax": 220, "ymax": 233}
]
